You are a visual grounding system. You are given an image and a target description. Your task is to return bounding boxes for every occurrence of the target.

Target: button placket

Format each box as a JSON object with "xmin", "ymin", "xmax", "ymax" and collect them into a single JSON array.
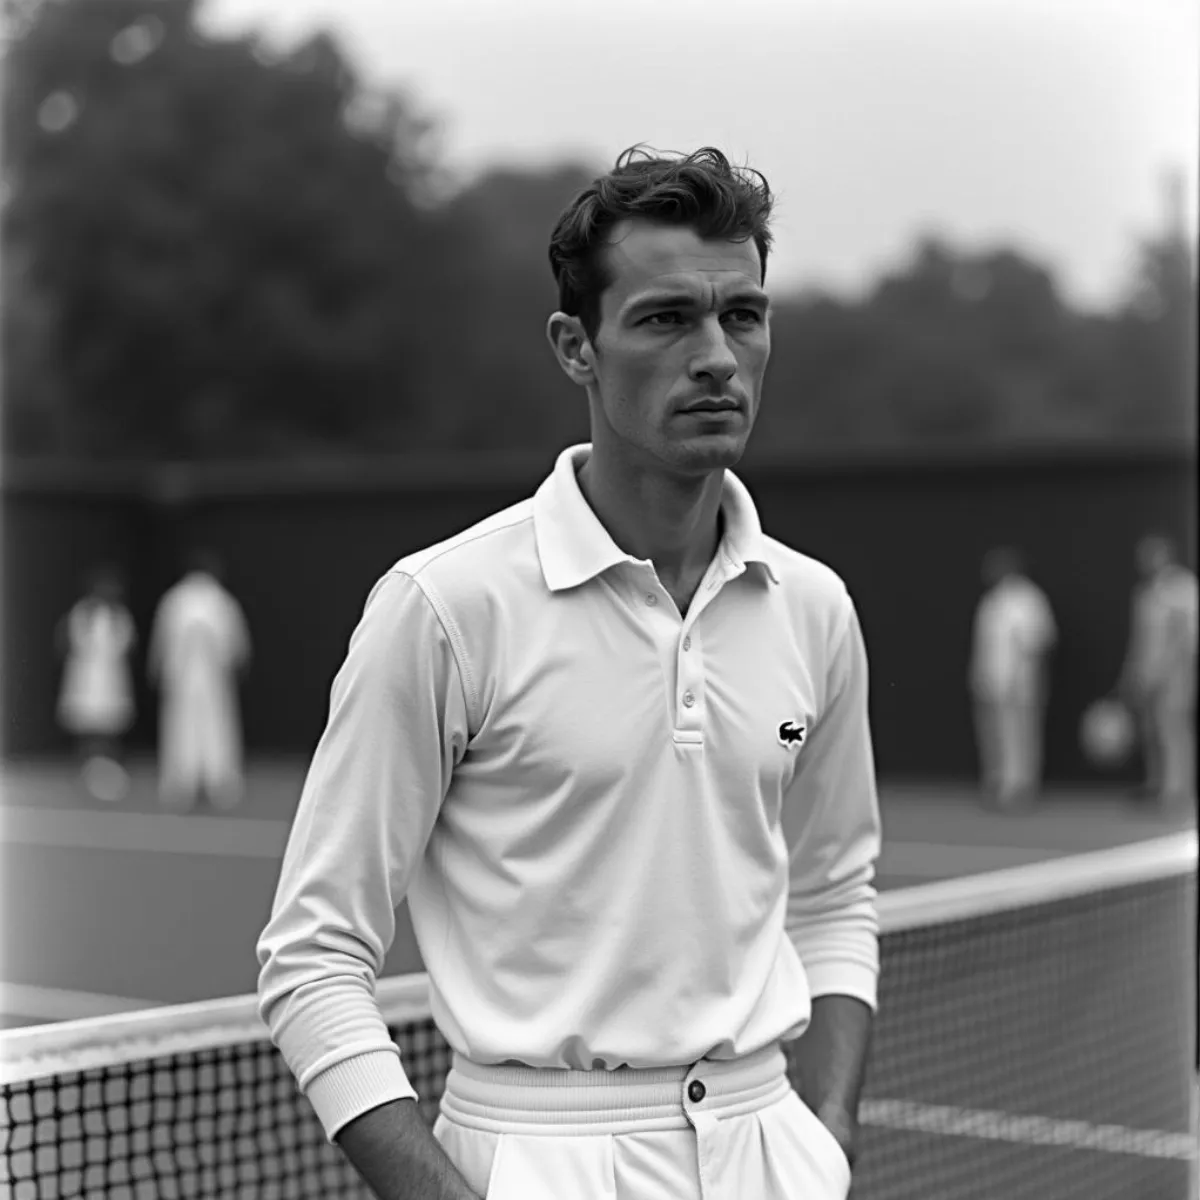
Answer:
[
  {"xmin": 634, "ymin": 571, "xmax": 692, "ymax": 729},
  {"xmin": 631, "ymin": 568, "xmax": 670, "ymax": 625},
  {"xmin": 676, "ymin": 681, "xmax": 704, "ymax": 729},
  {"xmin": 684, "ymin": 1066, "xmax": 720, "ymax": 1192},
  {"xmin": 674, "ymin": 614, "xmax": 704, "ymax": 730}
]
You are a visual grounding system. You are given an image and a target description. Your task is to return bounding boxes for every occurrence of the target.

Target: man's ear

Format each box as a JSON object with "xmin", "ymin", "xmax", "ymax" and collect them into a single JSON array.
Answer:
[{"xmin": 546, "ymin": 312, "xmax": 596, "ymax": 387}]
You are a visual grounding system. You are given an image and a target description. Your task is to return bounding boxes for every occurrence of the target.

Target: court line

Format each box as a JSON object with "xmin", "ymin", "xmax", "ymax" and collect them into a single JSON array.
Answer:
[
  {"xmin": 862, "ymin": 1098, "xmax": 1198, "ymax": 1162},
  {"xmin": 0, "ymin": 806, "xmax": 1054, "ymax": 876},
  {"xmin": 0, "ymin": 806, "xmax": 290, "ymax": 859},
  {"xmin": 0, "ymin": 982, "xmax": 163, "ymax": 1022}
]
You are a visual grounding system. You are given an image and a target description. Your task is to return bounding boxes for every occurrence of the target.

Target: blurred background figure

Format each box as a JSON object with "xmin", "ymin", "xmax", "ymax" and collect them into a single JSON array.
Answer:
[
  {"xmin": 969, "ymin": 547, "xmax": 1058, "ymax": 810},
  {"xmin": 1116, "ymin": 533, "xmax": 1198, "ymax": 808},
  {"xmin": 54, "ymin": 565, "xmax": 137, "ymax": 802},
  {"xmin": 148, "ymin": 549, "xmax": 252, "ymax": 812}
]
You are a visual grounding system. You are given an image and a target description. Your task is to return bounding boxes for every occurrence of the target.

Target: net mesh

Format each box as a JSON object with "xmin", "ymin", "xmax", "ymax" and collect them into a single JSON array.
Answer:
[
  {"xmin": 2, "ymin": 1020, "xmax": 449, "ymax": 1200},
  {"xmin": 2, "ymin": 835, "xmax": 1196, "ymax": 1200}
]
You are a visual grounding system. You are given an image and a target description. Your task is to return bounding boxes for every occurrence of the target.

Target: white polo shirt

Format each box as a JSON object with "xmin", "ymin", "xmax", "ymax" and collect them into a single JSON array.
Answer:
[
  {"xmin": 969, "ymin": 576, "xmax": 1057, "ymax": 701},
  {"xmin": 1129, "ymin": 565, "xmax": 1199, "ymax": 690},
  {"xmin": 257, "ymin": 443, "xmax": 881, "ymax": 1142}
]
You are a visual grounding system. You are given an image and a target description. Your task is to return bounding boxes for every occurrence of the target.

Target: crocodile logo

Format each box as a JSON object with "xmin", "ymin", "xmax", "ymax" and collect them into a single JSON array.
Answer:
[{"xmin": 777, "ymin": 720, "xmax": 807, "ymax": 747}]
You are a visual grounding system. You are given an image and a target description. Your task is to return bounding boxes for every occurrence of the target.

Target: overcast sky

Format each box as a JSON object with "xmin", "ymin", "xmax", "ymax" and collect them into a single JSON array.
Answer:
[{"xmin": 202, "ymin": 0, "xmax": 1198, "ymax": 309}]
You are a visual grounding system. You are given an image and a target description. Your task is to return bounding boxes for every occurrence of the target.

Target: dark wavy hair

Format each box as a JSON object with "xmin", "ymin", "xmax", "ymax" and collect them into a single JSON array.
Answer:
[{"xmin": 548, "ymin": 145, "xmax": 774, "ymax": 342}]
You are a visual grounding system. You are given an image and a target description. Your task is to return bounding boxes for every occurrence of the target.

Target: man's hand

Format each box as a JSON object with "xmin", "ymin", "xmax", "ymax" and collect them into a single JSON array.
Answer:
[
  {"xmin": 785, "ymin": 995, "xmax": 873, "ymax": 1173},
  {"xmin": 336, "ymin": 1098, "xmax": 481, "ymax": 1200},
  {"xmin": 817, "ymin": 1103, "xmax": 859, "ymax": 1169}
]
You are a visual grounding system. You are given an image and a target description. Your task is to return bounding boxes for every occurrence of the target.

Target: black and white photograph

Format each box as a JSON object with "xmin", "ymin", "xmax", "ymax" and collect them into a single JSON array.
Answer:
[{"xmin": 1, "ymin": 1, "xmax": 1196, "ymax": 1197}]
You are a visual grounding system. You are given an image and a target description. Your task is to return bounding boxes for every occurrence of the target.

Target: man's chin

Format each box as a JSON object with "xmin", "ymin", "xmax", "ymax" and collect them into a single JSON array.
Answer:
[{"xmin": 669, "ymin": 431, "xmax": 749, "ymax": 474}]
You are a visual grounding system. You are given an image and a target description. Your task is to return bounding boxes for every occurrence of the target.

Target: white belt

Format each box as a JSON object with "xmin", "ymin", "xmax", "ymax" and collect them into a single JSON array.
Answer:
[{"xmin": 439, "ymin": 1043, "xmax": 791, "ymax": 1137}]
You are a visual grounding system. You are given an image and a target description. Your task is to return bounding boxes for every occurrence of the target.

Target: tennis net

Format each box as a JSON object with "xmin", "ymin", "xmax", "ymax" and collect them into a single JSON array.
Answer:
[{"xmin": 2, "ymin": 831, "xmax": 1196, "ymax": 1199}]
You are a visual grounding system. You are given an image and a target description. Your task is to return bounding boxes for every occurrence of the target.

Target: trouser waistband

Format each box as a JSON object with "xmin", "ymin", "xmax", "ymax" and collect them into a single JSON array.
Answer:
[{"xmin": 439, "ymin": 1043, "xmax": 790, "ymax": 1136}]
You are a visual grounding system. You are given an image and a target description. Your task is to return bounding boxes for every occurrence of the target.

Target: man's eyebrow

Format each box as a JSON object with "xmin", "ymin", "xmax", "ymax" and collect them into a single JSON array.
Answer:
[
  {"xmin": 624, "ymin": 289, "xmax": 770, "ymax": 316},
  {"xmin": 624, "ymin": 291, "xmax": 698, "ymax": 314},
  {"xmin": 722, "ymin": 290, "xmax": 771, "ymax": 310}
]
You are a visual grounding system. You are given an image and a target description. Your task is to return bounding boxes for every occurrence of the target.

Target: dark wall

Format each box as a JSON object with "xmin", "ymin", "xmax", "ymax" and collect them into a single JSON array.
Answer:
[
  {"xmin": 748, "ymin": 450, "xmax": 1195, "ymax": 781},
  {"xmin": 1, "ymin": 480, "xmax": 154, "ymax": 759},
  {"xmin": 3, "ymin": 447, "xmax": 1194, "ymax": 783}
]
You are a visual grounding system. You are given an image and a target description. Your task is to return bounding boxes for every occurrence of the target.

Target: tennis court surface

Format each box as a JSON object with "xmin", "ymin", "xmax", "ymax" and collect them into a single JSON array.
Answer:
[{"xmin": 1, "ymin": 760, "xmax": 1196, "ymax": 1198}]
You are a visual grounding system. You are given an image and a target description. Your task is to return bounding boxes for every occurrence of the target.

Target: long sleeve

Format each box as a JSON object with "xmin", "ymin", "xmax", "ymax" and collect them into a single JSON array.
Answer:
[
  {"xmin": 227, "ymin": 592, "xmax": 252, "ymax": 672},
  {"xmin": 256, "ymin": 571, "xmax": 471, "ymax": 1140},
  {"xmin": 781, "ymin": 597, "xmax": 881, "ymax": 1009},
  {"xmin": 1038, "ymin": 590, "xmax": 1058, "ymax": 651}
]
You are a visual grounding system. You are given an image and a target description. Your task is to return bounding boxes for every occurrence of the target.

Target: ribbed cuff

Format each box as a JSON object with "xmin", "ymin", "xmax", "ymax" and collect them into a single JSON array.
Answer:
[
  {"xmin": 305, "ymin": 1048, "xmax": 419, "ymax": 1143},
  {"xmin": 804, "ymin": 960, "xmax": 879, "ymax": 1011}
]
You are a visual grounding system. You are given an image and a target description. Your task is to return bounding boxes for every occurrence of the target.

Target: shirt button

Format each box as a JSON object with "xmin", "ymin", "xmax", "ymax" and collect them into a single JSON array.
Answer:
[
  {"xmin": 645, "ymin": 593, "xmax": 658, "ymax": 607},
  {"xmin": 688, "ymin": 1080, "xmax": 706, "ymax": 1103},
  {"xmin": 682, "ymin": 691, "xmax": 695, "ymax": 708},
  {"xmin": 683, "ymin": 635, "xmax": 692, "ymax": 651}
]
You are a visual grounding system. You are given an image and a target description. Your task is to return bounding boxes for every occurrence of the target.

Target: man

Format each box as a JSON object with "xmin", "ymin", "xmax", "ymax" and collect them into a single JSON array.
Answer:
[
  {"xmin": 1117, "ymin": 533, "xmax": 1197, "ymax": 808},
  {"xmin": 56, "ymin": 565, "xmax": 137, "ymax": 803},
  {"xmin": 148, "ymin": 549, "xmax": 251, "ymax": 811},
  {"xmin": 968, "ymin": 546, "xmax": 1058, "ymax": 809},
  {"xmin": 258, "ymin": 146, "xmax": 880, "ymax": 1200}
]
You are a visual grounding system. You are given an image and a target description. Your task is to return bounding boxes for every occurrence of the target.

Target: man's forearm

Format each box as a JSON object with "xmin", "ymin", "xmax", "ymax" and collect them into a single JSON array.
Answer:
[
  {"xmin": 335, "ymin": 1098, "xmax": 480, "ymax": 1200},
  {"xmin": 786, "ymin": 994, "xmax": 874, "ymax": 1162}
]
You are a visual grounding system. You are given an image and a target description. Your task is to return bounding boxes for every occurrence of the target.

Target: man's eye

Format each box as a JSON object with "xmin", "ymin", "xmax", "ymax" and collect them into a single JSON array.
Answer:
[
  {"xmin": 644, "ymin": 312, "xmax": 684, "ymax": 326},
  {"xmin": 726, "ymin": 309, "xmax": 763, "ymax": 325}
]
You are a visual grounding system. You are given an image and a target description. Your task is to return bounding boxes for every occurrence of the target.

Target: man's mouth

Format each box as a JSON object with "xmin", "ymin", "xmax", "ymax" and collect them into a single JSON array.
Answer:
[{"xmin": 684, "ymin": 399, "xmax": 740, "ymax": 413}]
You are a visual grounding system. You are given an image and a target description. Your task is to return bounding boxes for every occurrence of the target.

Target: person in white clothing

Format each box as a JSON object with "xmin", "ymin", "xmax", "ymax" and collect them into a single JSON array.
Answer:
[
  {"xmin": 257, "ymin": 147, "xmax": 881, "ymax": 1200},
  {"xmin": 56, "ymin": 566, "xmax": 137, "ymax": 802},
  {"xmin": 969, "ymin": 547, "xmax": 1057, "ymax": 808},
  {"xmin": 148, "ymin": 550, "xmax": 251, "ymax": 811},
  {"xmin": 1117, "ymin": 534, "xmax": 1197, "ymax": 807}
]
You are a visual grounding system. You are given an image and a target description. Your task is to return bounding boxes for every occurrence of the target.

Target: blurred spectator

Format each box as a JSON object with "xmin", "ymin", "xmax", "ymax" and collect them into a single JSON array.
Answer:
[
  {"xmin": 148, "ymin": 550, "xmax": 252, "ymax": 811},
  {"xmin": 969, "ymin": 547, "xmax": 1058, "ymax": 809},
  {"xmin": 1116, "ymin": 534, "xmax": 1198, "ymax": 808},
  {"xmin": 55, "ymin": 565, "xmax": 137, "ymax": 802}
]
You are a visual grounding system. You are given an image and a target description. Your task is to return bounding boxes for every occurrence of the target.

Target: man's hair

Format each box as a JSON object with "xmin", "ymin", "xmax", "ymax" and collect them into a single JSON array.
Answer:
[
  {"xmin": 983, "ymin": 545, "xmax": 1025, "ymax": 581},
  {"xmin": 548, "ymin": 145, "xmax": 774, "ymax": 342},
  {"xmin": 87, "ymin": 564, "xmax": 124, "ymax": 598},
  {"xmin": 185, "ymin": 547, "xmax": 224, "ymax": 580},
  {"xmin": 1137, "ymin": 532, "xmax": 1176, "ymax": 561},
  {"xmin": 1135, "ymin": 532, "xmax": 1178, "ymax": 577}
]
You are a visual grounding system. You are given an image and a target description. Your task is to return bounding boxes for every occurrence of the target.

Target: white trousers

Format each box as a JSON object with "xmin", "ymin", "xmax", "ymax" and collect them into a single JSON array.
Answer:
[
  {"xmin": 158, "ymin": 690, "xmax": 243, "ymax": 808},
  {"xmin": 1137, "ymin": 672, "xmax": 1196, "ymax": 801},
  {"xmin": 974, "ymin": 695, "xmax": 1045, "ymax": 801},
  {"xmin": 433, "ymin": 1044, "xmax": 852, "ymax": 1200}
]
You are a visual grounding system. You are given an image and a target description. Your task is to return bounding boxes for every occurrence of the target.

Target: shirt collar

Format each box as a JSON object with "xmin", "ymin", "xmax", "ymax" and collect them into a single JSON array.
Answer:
[{"xmin": 533, "ymin": 443, "xmax": 780, "ymax": 592}]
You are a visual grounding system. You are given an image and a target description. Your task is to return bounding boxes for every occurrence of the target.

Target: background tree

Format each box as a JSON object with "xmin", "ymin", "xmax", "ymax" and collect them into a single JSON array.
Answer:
[
  {"xmin": 2, "ymin": 0, "xmax": 1195, "ymax": 464},
  {"xmin": 3, "ymin": 0, "xmax": 445, "ymax": 460},
  {"xmin": 757, "ymin": 229, "xmax": 1195, "ymax": 457},
  {"xmin": 1106, "ymin": 201, "xmax": 1197, "ymax": 442},
  {"xmin": 432, "ymin": 162, "xmax": 598, "ymax": 454}
]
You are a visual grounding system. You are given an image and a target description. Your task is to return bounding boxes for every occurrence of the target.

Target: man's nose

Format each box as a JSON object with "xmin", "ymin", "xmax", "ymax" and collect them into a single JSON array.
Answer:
[{"xmin": 689, "ymin": 318, "xmax": 738, "ymax": 385}]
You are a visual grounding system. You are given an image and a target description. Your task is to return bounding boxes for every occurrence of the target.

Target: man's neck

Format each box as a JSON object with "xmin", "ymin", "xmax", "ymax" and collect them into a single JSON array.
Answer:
[{"xmin": 577, "ymin": 444, "xmax": 725, "ymax": 592}]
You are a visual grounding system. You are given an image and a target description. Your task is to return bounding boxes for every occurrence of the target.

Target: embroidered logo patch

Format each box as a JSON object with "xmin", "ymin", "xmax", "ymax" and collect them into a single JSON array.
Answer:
[{"xmin": 777, "ymin": 720, "xmax": 807, "ymax": 748}]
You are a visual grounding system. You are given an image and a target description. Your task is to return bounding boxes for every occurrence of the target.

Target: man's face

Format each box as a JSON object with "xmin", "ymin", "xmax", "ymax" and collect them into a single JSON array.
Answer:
[{"xmin": 585, "ymin": 219, "xmax": 771, "ymax": 475}]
